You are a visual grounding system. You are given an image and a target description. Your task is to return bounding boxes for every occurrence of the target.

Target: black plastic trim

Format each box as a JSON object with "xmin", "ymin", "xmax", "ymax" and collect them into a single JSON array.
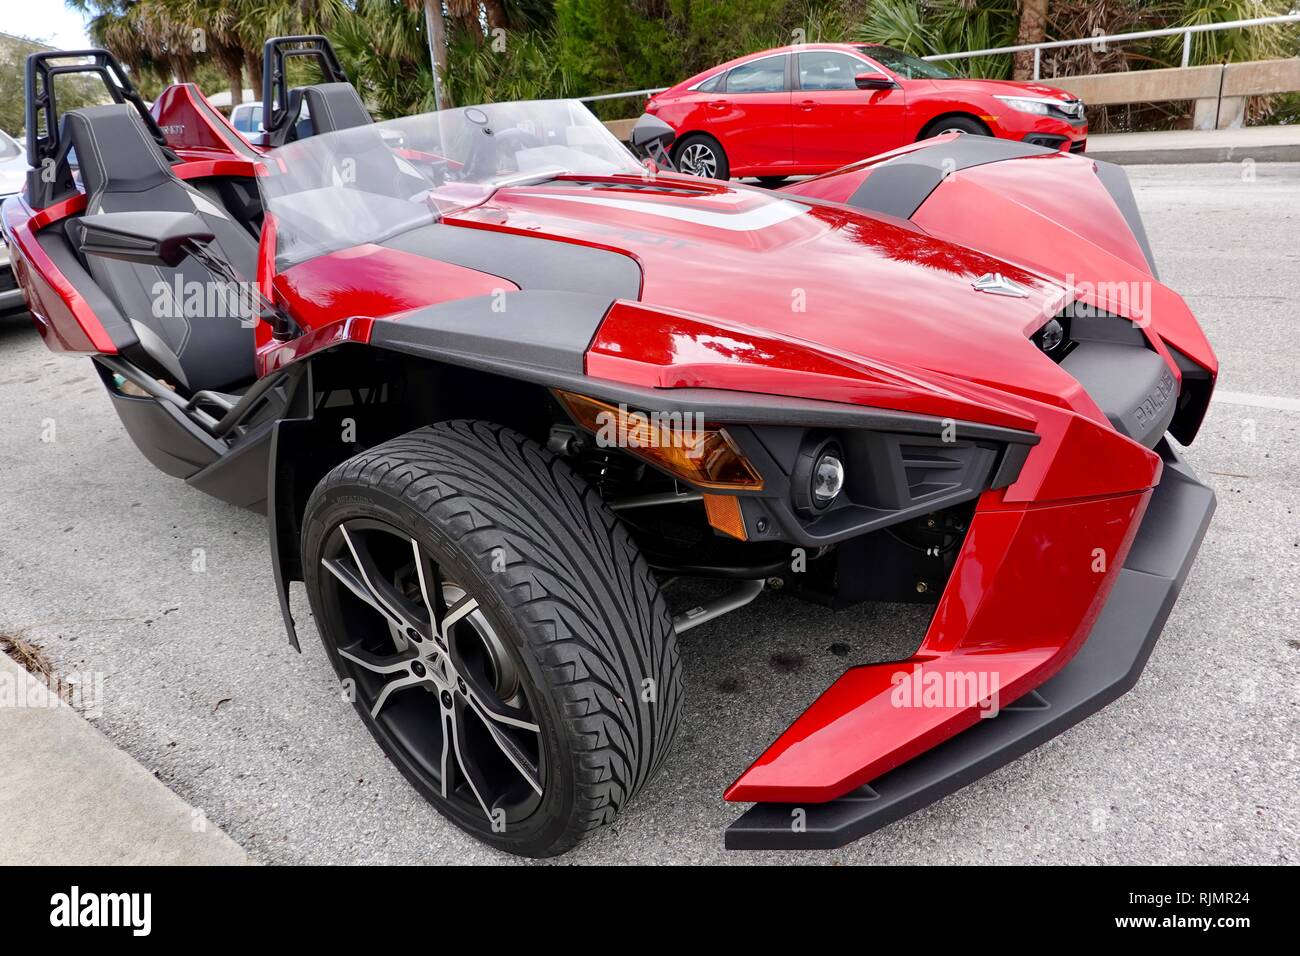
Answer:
[
  {"xmin": 1092, "ymin": 158, "xmax": 1159, "ymax": 278},
  {"xmin": 1060, "ymin": 340, "xmax": 1177, "ymax": 448},
  {"xmin": 724, "ymin": 443, "xmax": 1214, "ymax": 850},
  {"xmin": 382, "ymin": 223, "xmax": 643, "ymax": 302}
]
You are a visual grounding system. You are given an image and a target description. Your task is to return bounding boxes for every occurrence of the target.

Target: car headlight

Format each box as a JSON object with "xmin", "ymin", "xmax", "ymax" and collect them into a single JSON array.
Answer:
[{"xmin": 994, "ymin": 95, "xmax": 1059, "ymax": 116}]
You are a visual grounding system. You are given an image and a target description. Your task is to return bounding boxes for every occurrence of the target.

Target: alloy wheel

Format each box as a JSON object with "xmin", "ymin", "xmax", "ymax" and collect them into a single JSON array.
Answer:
[
  {"xmin": 319, "ymin": 518, "xmax": 545, "ymax": 828},
  {"xmin": 678, "ymin": 142, "xmax": 719, "ymax": 178}
]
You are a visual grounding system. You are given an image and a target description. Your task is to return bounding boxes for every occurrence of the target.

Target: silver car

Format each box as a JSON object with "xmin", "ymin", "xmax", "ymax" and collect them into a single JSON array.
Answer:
[{"xmin": 1, "ymin": 129, "xmax": 28, "ymax": 313}]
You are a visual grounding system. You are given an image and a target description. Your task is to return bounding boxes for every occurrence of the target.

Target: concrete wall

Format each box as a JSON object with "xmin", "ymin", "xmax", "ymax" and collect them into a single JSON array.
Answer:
[
  {"xmin": 1051, "ymin": 58, "xmax": 1300, "ymax": 130},
  {"xmin": 1052, "ymin": 64, "xmax": 1223, "ymax": 106}
]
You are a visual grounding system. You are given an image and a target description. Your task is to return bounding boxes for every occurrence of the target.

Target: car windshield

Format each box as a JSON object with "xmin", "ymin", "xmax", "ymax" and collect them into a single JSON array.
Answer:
[
  {"xmin": 864, "ymin": 46, "xmax": 955, "ymax": 80},
  {"xmin": 258, "ymin": 99, "xmax": 640, "ymax": 267}
]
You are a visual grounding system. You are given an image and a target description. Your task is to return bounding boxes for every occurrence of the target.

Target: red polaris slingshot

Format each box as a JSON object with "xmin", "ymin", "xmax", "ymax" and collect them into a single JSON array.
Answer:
[{"xmin": 3, "ymin": 39, "xmax": 1215, "ymax": 858}]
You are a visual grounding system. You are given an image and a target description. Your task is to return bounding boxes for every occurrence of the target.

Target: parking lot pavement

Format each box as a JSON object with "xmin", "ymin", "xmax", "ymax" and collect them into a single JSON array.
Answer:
[{"xmin": 0, "ymin": 163, "xmax": 1296, "ymax": 865}]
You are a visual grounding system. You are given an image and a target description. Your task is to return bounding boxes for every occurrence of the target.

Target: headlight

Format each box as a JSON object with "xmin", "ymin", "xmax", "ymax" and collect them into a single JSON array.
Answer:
[
  {"xmin": 1036, "ymin": 317, "xmax": 1066, "ymax": 354},
  {"xmin": 792, "ymin": 436, "xmax": 845, "ymax": 516},
  {"xmin": 995, "ymin": 95, "xmax": 1058, "ymax": 117}
]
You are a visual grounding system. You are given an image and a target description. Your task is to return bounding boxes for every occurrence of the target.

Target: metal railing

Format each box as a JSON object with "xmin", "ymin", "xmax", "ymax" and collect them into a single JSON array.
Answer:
[
  {"xmin": 578, "ymin": 86, "xmax": 668, "ymax": 103},
  {"xmin": 923, "ymin": 13, "xmax": 1300, "ymax": 80},
  {"xmin": 577, "ymin": 13, "xmax": 1300, "ymax": 104}
]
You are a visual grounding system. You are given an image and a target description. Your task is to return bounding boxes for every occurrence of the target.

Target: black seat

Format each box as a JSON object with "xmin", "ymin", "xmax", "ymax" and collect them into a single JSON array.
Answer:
[
  {"xmin": 63, "ymin": 103, "xmax": 259, "ymax": 394},
  {"xmin": 300, "ymin": 82, "xmax": 373, "ymax": 135}
]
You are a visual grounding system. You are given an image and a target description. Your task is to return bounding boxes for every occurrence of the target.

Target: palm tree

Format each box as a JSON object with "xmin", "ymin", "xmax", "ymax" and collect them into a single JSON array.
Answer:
[
  {"xmin": 74, "ymin": 0, "xmax": 200, "ymax": 84},
  {"xmin": 161, "ymin": 0, "xmax": 248, "ymax": 104},
  {"xmin": 1013, "ymin": 0, "xmax": 1049, "ymax": 79}
]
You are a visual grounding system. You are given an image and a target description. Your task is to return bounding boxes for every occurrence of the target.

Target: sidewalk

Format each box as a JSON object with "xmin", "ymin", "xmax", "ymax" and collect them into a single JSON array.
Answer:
[
  {"xmin": 0, "ymin": 652, "xmax": 250, "ymax": 865},
  {"xmin": 1088, "ymin": 125, "xmax": 1300, "ymax": 164}
]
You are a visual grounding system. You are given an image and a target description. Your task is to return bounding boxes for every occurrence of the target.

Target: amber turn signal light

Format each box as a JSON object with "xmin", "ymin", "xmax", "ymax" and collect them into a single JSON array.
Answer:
[
  {"xmin": 554, "ymin": 391, "xmax": 764, "ymax": 491},
  {"xmin": 702, "ymin": 494, "xmax": 748, "ymax": 540}
]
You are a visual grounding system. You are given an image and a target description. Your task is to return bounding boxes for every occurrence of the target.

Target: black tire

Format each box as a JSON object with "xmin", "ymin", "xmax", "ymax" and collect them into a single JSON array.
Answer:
[
  {"xmin": 921, "ymin": 115, "xmax": 990, "ymax": 139},
  {"xmin": 301, "ymin": 420, "xmax": 682, "ymax": 858},
  {"xmin": 757, "ymin": 176, "xmax": 790, "ymax": 188},
  {"xmin": 674, "ymin": 132, "xmax": 729, "ymax": 180}
]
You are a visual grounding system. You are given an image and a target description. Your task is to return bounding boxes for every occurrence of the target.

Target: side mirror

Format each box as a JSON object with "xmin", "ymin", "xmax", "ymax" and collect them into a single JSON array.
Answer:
[
  {"xmin": 78, "ymin": 211, "xmax": 214, "ymax": 268},
  {"xmin": 630, "ymin": 113, "xmax": 676, "ymax": 152},
  {"xmin": 629, "ymin": 113, "xmax": 677, "ymax": 170},
  {"xmin": 855, "ymin": 74, "xmax": 897, "ymax": 91}
]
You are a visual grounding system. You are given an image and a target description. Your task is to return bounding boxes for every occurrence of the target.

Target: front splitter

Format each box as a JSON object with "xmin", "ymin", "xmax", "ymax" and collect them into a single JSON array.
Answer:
[{"xmin": 725, "ymin": 442, "xmax": 1215, "ymax": 850}]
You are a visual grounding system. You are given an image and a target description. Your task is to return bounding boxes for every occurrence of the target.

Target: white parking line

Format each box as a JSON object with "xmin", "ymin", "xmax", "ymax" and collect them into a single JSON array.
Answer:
[{"xmin": 1211, "ymin": 390, "xmax": 1300, "ymax": 412}]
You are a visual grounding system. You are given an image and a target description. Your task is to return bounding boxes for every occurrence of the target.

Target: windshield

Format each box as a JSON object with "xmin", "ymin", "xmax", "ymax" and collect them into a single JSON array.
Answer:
[
  {"xmin": 0, "ymin": 132, "xmax": 21, "ymax": 161},
  {"xmin": 258, "ymin": 99, "xmax": 641, "ymax": 268},
  {"xmin": 863, "ymin": 46, "xmax": 955, "ymax": 80}
]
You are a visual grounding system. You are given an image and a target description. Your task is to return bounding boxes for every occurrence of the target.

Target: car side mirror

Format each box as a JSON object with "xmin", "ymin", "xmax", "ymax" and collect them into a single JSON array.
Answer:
[
  {"xmin": 629, "ymin": 113, "xmax": 677, "ymax": 170},
  {"xmin": 855, "ymin": 74, "xmax": 897, "ymax": 91},
  {"xmin": 78, "ymin": 211, "xmax": 215, "ymax": 268}
]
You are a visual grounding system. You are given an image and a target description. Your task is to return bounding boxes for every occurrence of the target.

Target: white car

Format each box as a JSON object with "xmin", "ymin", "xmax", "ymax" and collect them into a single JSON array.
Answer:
[{"xmin": 1, "ymin": 129, "xmax": 28, "ymax": 313}]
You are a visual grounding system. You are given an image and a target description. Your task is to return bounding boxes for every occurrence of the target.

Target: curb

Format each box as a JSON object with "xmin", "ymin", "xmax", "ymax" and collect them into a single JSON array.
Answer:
[
  {"xmin": 1089, "ymin": 143, "xmax": 1300, "ymax": 165},
  {"xmin": 0, "ymin": 651, "xmax": 252, "ymax": 865}
]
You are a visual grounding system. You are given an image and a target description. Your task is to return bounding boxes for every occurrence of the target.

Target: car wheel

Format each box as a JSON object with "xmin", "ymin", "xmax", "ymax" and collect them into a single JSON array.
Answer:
[
  {"xmin": 301, "ymin": 420, "xmax": 682, "ymax": 858},
  {"xmin": 924, "ymin": 116, "xmax": 989, "ymax": 138},
  {"xmin": 757, "ymin": 176, "xmax": 789, "ymax": 188},
  {"xmin": 674, "ymin": 133, "xmax": 729, "ymax": 179}
]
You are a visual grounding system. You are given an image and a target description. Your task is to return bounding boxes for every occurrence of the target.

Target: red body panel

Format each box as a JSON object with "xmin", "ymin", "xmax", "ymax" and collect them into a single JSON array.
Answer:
[
  {"xmin": 726, "ymin": 487, "xmax": 1150, "ymax": 801},
  {"xmin": 257, "ymin": 242, "xmax": 519, "ymax": 376},
  {"xmin": 151, "ymin": 83, "xmax": 265, "ymax": 161},
  {"xmin": 647, "ymin": 43, "xmax": 1087, "ymax": 177},
  {"xmin": 2, "ymin": 193, "xmax": 113, "ymax": 354}
]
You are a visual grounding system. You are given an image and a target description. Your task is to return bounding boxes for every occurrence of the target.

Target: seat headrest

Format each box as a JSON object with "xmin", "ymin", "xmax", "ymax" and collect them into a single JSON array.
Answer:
[
  {"xmin": 62, "ymin": 104, "xmax": 175, "ymax": 201},
  {"xmin": 301, "ymin": 83, "xmax": 373, "ymax": 135}
]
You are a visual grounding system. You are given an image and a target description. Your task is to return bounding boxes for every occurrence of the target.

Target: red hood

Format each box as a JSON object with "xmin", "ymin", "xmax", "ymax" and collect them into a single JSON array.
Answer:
[
  {"xmin": 917, "ymin": 78, "xmax": 1079, "ymax": 101},
  {"xmin": 445, "ymin": 175, "xmax": 1099, "ymax": 418}
]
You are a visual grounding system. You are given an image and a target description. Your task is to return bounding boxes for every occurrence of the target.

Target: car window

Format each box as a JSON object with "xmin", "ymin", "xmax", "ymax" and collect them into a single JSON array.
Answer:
[
  {"xmin": 864, "ymin": 46, "xmax": 954, "ymax": 80},
  {"xmin": 0, "ymin": 133, "xmax": 20, "ymax": 161},
  {"xmin": 232, "ymin": 105, "xmax": 262, "ymax": 133},
  {"xmin": 725, "ymin": 56, "xmax": 786, "ymax": 94},
  {"xmin": 695, "ymin": 72, "xmax": 724, "ymax": 93},
  {"xmin": 797, "ymin": 51, "xmax": 865, "ymax": 91}
]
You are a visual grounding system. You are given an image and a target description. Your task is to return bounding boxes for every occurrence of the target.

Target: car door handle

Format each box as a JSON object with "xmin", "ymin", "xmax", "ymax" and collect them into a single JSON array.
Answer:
[
  {"xmin": 798, "ymin": 100, "xmax": 817, "ymax": 111},
  {"xmin": 706, "ymin": 100, "xmax": 727, "ymax": 111}
]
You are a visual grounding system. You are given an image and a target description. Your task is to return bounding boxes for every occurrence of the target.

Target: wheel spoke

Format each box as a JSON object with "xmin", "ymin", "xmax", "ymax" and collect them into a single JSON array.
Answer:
[
  {"xmin": 464, "ymin": 693, "xmax": 543, "ymax": 795},
  {"xmin": 369, "ymin": 671, "xmax": 426, "ymax": 719},
  {"xmin": 338, "ymin": 644, "xmax": 416, "ymax": 675},
  {"xmin": 410, "ymin": 538, "xmax": 445, "ymax": 633},
  {"xmin": 441, "ymin": 593, "xmax": 478, "ymax": 636},
  {"xmin": 322, "ymin": 556, "xmax": 393, "ymax": 623},
  {"xmin": 447, "ymin": 701, "xmax": 493, "ymax": 822},
  {"xmin": 463, "ymin": 683, "xmax": 540, "ymax": 734},
  {"xmin": 339, "ymin": 524, "xmax": 424, "ymax": 632}
]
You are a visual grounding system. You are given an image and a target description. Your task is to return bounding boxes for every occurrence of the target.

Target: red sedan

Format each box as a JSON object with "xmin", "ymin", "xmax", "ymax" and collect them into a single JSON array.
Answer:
[{"xmin": 645, "ymin": 42, "xmax": 1088, "ymax": 181}]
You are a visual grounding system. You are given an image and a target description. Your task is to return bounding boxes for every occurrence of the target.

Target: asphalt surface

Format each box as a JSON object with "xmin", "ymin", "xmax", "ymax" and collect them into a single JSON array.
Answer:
[{"xmin": 0, "ymin": 163, "xmax": 1296, "ymax": 865}]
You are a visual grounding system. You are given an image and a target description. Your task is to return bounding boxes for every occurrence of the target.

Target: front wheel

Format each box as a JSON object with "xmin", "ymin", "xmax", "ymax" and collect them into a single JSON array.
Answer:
[
  {"xmin": 922, "ymin": 116, "xmax": 990, "ymax": 138},
  {"xmin": 301, "ymin": 421, "xmax": 682, "ymax": 857},
  {"xmin": 674, "ymin": 133, "xmax": 729, "ymax": 179}
]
